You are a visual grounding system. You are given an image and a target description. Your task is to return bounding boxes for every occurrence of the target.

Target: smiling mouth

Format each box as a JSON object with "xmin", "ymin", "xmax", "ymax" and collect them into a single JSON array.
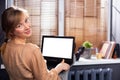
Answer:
[{"xmin": 25, "ymin": 30, "xmax": 31, "ymax": 34}]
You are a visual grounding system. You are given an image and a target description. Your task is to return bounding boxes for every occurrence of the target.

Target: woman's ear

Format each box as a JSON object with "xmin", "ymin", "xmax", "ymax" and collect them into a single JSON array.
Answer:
[{"xmin": 8, "ymin": 31, "xmax": 15, "ymax": 38}]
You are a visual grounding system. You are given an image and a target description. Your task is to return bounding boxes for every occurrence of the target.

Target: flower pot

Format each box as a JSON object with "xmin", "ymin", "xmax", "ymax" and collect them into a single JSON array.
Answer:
[{"xmin": 80, "ymin": 48, "xmax": 91, "ymax": 59}]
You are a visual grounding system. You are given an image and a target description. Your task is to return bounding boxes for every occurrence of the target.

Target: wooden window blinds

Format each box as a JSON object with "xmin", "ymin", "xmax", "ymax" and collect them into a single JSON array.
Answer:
[
  {"xmin": 65, "ymin": 0, "xmax": 108, "ymax": 50},
  {"xmin": 14, "ymin": 0, "xmax": 58, "ymax": 46}
]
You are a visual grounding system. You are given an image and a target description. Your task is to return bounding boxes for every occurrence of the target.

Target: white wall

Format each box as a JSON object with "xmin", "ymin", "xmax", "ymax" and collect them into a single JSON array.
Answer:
[
  {"xmin": 58, "ymin": 0, "xmax": 64, "ymax": 36},
  {"xmin": 112, "ymin": 0, "xmax": 120, "ymax": 43}
]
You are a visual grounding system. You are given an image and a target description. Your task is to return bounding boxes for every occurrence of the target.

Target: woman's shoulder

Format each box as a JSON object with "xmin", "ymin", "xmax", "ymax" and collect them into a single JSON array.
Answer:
[
  {"xmin": 24, "ymin": 43, "xmax": 42, "ymax": 57},
  {"xmin": 25, "ymin": 43, "xmax": 40, "ymax": 50}
]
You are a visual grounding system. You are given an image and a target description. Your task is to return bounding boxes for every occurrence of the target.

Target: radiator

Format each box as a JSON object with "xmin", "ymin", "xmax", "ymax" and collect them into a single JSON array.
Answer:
[{"xmin": 68, "ymin": 68, "xmax": 112, "ymax": 80}]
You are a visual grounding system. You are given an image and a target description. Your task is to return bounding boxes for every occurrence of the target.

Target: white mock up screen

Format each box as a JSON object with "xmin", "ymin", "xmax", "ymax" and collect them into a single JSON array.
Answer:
[{"xmin": 42, "ymin": 37, "xmax": 73, "ymax": 59}]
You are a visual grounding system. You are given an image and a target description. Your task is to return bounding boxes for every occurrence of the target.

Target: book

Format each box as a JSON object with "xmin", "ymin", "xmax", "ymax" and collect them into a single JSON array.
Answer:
[{"xmin": 100, "ymin": 41, "xmax": 116, "ymax": 59}]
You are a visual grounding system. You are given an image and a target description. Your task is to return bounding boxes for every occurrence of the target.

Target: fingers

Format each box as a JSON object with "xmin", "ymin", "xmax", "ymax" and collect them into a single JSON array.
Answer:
[
  {"xmin": 44, "ymin": 60, "xmax": 47, "ymax": 63},
  {"xmin": 61, "ymin": 59, "xmax": 65, "ymax": 63},
  {"xmin": 64, "ymin": 64, "xmax": 70, "ymax": 71}
]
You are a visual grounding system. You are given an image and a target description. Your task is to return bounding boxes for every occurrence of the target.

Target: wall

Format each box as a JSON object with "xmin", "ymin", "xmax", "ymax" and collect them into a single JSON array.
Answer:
[
  {"xmin": 112, "ymin": 0, "xmax": 120, "ymax": 43},
  {"xmin": 0, "ymin": 0, "xmax": 5, "ymax": 31},
  {"xmin": 0, "ymin": 0, "xmax": 6, "ymax": 65}
]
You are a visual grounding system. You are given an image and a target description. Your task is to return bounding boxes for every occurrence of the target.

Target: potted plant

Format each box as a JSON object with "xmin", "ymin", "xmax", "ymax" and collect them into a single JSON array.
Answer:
[
  {"xmin": 81, "ymin": 41, "xmax": 93, "ymax": 59},
  {"xmin": 82, "ymin": 41, "xmax": 93, "ymax": 48}
]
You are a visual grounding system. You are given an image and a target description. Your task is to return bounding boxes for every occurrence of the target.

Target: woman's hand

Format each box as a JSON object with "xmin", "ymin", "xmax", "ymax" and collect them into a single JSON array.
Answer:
[{"xmin": 55, "ymin": 59, "xmax": 70, "ymax": 74}]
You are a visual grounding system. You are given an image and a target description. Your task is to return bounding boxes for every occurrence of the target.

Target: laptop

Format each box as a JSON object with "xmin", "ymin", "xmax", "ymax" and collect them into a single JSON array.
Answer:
[{"xmin": 41, "ymin": 35, "xmax": 75, "ymax": 69}]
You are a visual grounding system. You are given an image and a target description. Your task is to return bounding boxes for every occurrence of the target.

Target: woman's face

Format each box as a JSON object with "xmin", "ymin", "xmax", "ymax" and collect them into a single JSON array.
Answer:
[{"xmin": 13, "ymin": 15, "xmax": 32, "ymax": 39}]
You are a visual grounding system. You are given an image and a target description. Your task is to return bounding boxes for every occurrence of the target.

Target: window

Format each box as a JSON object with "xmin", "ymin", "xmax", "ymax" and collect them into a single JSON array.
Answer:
[
  {"xmin": 65, "ymin": 0, "xmax": 108, "ymax": 50},
  {"xmin": 14, "ymin": 0, "xmax": 58, "ymax": 46},
  {"xmin": 13, "ymin": 0, "xmax": 108, "ymax": 50}
]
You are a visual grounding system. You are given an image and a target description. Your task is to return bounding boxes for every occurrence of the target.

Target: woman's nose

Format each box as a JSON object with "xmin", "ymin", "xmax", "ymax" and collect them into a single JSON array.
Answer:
[{"xmin": 24, "ymin": 23, "xmax": 31, "ymax": 29}]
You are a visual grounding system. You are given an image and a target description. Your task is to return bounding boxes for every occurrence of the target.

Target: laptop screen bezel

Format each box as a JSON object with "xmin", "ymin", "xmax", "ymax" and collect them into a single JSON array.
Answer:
[{"xmin": 41, "ymin": 35, "xmax": 75, "ymax": 65}]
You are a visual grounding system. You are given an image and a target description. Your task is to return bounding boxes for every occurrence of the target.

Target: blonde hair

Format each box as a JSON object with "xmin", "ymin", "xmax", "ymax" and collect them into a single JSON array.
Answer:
[{"xmin": 1, "ymin": 6, "xmax": 28, "ymax": 39}]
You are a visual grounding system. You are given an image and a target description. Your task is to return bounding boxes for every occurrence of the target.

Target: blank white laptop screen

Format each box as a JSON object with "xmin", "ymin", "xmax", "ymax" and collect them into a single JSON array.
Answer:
[{"xmin": 41, "ymin": 36, "xmax": 75, "ymax": 65}]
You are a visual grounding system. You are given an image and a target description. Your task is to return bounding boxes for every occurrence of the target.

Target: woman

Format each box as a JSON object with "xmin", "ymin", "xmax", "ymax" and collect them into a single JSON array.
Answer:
[{"xmin": 0, "ymin": 6, "xmax": 70, "ymax": 80}]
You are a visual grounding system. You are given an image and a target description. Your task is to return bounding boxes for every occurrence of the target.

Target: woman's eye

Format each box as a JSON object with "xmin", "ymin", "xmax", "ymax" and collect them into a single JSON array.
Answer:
[
  {"xmin": 25, "ymin": 18, "xmax": 30, "ymax": 23},
  {"xmin": 16, "ymin": 24, "xmax": 22, "ymax": 28}
]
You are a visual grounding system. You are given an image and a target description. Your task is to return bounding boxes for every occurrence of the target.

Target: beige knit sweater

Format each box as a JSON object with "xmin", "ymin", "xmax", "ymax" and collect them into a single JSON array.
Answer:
[{"xmin": 1, "ymin": 40, "xmax": 60, "ymax": 80}]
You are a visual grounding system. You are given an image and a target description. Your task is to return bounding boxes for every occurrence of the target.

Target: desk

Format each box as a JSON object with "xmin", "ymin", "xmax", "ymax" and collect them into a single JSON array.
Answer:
[
  {"xmin": 74, "ymin": 58, "xmax": 120, "ymax": 65},
  {"xmin": 69, "ymin": 58, "xmax": 120, "ymax": 80}
]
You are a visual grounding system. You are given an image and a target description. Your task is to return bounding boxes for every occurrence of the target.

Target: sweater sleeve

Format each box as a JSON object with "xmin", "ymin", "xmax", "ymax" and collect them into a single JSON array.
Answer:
[{"xmin": 30, "ymin": 48, "xmax": 61, "ymax": 80}]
